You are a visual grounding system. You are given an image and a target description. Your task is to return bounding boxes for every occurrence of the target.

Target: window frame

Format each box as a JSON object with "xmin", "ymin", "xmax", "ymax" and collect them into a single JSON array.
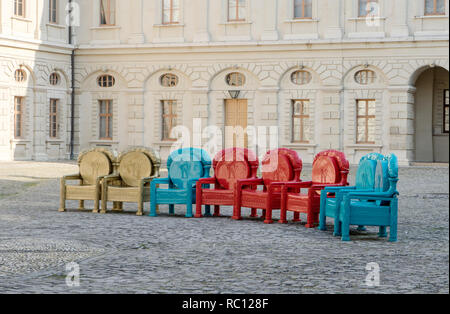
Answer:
[
  {"xmin": 49, "ymin": 0, "xmax": 57, "ymax": 24},
  {"xmin": 14, "ymin": 0, "xmax": 25, "ymax": 18},
  {"xmin": 293, "ymin": 0, "xmax": 312, "ymax": 19},
  {"xmin": 425, "ymin": 0, "xmax": 446, "ymax": 16},
  {"xmin": 358, "ymin": 0, "xmax": 379, "ymax": 18},
  {"xmin": 97, "ymin": 75, "xmax": 115, "ymax": 88},
  {"xmin": 161, "ymin": 100, "xmax": 178, "ymax": 141},
  {"xmin": 99, "ymin": 100, "xmax": 113, "ymax": 140},
  {"xmin": 162, "ymin": 0, "xmax": 180, "ymax": 25},
  {"xmin": 100, "ymin": 0, "xmax": 115, "ymax": 26},
  {"xmin": 355, "ymin": 69, "xmax": 377, "ymax": 85},
  {"xmin": 49, "ymin": 98, "xmax": 59, "ymax": 139},
  {"xmin": 356, "ymin": 99, "xmax": 376, "ymax": 144},
  {"xmin": 291, "ymin": 70, "xmax": 312, "ymax": 85},
  {"xmin": 292, "ymin": 99, "xmax": 310, "ymax": 144},
  {"xmin": 443, "ymin": 89, "xmax": 449, "ymax": 134},
  {"xmin": 228, "ymin": 0, "xmax": 246, "ymax": 22},
  {"xmin": 14, "ymin": 96, "xmax": 24, "ymax": 139},
  {"xmin": 14, "ymin": 69, "xmax": 27, "ymax": 83},
  {"xmin": 226, "ymin": 72, "xmax": 246, "ymax": 87}
]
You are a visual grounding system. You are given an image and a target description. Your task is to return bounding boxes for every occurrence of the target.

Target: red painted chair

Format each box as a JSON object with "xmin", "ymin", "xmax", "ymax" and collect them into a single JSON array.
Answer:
[
  {"xmin": 195, "ymin": 148, "xmax": 259, "ymax": 218},
  {"xmin": 234, "ymin": 148, "xmax": 303, "ymax": 224},
  {"xmin": 280, "ymin": 150, "xmax": 349, "ymax": 228}
]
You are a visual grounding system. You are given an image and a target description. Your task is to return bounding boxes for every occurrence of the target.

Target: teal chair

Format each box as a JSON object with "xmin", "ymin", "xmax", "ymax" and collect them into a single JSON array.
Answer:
[
  {"xmin": 339, "ymin": 154, "xmax": 399, "ymax": 242},
  {"xmin": 150, "ymin": 148, "xmax": 212, "ymax": 218},
  {"xmin": 319, "ymin": 153, "xmax": 387, "ymax": 236}
]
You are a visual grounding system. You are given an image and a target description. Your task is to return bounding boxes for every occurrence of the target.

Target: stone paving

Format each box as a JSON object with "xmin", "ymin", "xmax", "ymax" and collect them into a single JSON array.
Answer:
[{"xmin": 0, "ymin": 161, "xmax": 448, "ymax": 294}]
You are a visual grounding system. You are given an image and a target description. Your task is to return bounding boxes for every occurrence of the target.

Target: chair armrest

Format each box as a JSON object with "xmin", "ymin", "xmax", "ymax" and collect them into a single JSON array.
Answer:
[
  {"xmin": 236, "ymin": 178, "xmax": 264, "ymax": 190},
  {"xmin": 103, "ymin": 174, "xmax": 121, "ymax": 186},
  {"xmin": 345, "ymin": 191, "xmax": 399, "ymax": 201},
  {"xmin": 324, "ymin": 185, "xmax": 356, "ymax": 192},
  {"xmin": 198, "ymin": 177, "xmax": 217, "ymax": 184},
  {"xmin": 283, "ymin": 181, "xmax": 312, "ymax": 189},
  {"xmin": 150, "ymin": 177, "xmax": 170, "ymax": 185},
  {"xmin": 62, "ymin": 174, "xmax": 82, "ymax": 182},
  {"xmin": 311, "ymin": 183, "xmax": 347, "ymax": 190}
]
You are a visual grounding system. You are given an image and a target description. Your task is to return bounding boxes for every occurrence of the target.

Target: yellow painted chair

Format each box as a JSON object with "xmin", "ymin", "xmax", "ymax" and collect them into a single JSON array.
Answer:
[
  {"xmin": 59, "ymin": 148, "xmax": 116, "ymax": 213},
  {"xmin": 101, "ymin": 147, "xmax": 161, "ymax": 216}
]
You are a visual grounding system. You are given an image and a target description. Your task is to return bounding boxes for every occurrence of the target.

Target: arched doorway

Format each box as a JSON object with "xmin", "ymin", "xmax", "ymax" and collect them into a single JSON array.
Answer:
[{"xmin": 414, "ymin": 66, "xmax": 449, "ymax": 163}]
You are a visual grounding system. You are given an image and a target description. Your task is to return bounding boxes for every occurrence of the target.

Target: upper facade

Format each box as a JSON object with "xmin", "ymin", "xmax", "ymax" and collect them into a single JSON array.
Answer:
[{"xmin": 72, "ymin": 0, "xmax": 449, "ymax": 46}]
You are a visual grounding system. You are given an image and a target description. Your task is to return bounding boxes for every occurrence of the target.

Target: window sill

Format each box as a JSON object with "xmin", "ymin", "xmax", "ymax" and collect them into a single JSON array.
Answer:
[
  {"xmin": 11, "ymin": 16, "xmax": 32, "ymax": 23},
  {"xmin": 153, "ymin": 23, "xmax": 185, "ymax": 28},
  {"xmin": 90, "ymin": 26, "xmax": 121, "ymax": 30},
  {"xmin": 284, "ymin": 19, "xmax": 319, "ymax": 23},
  {"xmin": 219, "ymin": 21, "xmax": 253, "ymax": 25},
  {"xmin": 347, "ymin": 17, "xmax": 387, "ymax": 21},
  {"xmin": 415, "ymin": 15, "xmax": 448, "ymax": 19},
  {"xmin": 10, "ymin": 139, "xmax": 31, "ymax": 143},
  {"xmin": 154, "ymin": 141, "xmax": 177, "ymax": 147},
  {"xmin": 346, "ymin": 144, "xmax": 383, "ymax": 149},
  {"xmin": 284, "ymin": 143, "xmax": 318, "ymax": 149},
  {"xmin": 89, "ymin": 140, "xmax": 119, "ymax": 145},
  {"xmin": 46, "ymin": 138, "xmax": 64, "ymax": 143},
  {"xmin": 46, "ymin": 23, "xmax": 66, "ymax": 29}
]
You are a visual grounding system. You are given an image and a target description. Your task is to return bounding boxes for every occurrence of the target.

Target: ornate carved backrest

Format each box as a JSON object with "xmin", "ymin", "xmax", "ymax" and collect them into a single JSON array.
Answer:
[
  {"xmin": 312, "ymin": 150, "xmax": 349, "ymax": 185},
  {"xmin": 375, "ymin": 154, "xmax": 399, "ymax": 193},
  {"xmin": 213, "ymin": 148, "xmax": 259, "ymax": 190},
  {"xmin": 77, "ymin": 148, "xmax": 115, "ymax": 185},
  {"xmin": 167, "ymin": 148, "xmax": 212, "ymax": 189},
  {"xmin": 261, "ymin": 148, "xmax": 302, "ymax": 189},
  {"xmin": 117, "ymin": 147, "xmax": 161, "ymax": 187},
  {"xmin": 355, "ymin": 153, "xmax": 385, "ymax": 190}
]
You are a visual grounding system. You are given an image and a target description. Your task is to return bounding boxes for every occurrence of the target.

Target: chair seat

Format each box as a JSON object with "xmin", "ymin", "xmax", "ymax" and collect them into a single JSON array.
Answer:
[
  {"xmin": 201, "ymin": 189, "xmax": 235, "ymax": 205},
  {"xmin": 107, "ymin": 186, "xmax": 150, "ymax": 203},
  {"xmin": 155, "ymin": 188, "xmax": 195, "ymax": 204},
  {"xmin": 66, "ymin": 185, "xmax": 98, "ymax": 200},
  {"xmin": 241, "ymin": 190, "xmax": 281, "ymax": 209},
  {"xmin": 340, "ymin": 200, "xmax": 391, "ymax": 226},
  {"xmin": 285, "ymin": 193, "xmax": 320, "ymax": 213}
]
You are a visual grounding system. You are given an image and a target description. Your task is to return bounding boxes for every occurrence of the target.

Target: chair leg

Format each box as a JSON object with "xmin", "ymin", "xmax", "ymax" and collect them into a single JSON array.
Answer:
[
  {"xmin": 305, "ymin": 203, "xmax": 315, "ymax": 228},
  {"xmin": 100, "ymin": 198, "xmax": 107, "ymax": 214},
  {"xmin": 169, "ymin": 204, "xmax": 175, "ymax": 215},
  {"xmin": 292, "ymin": 212, "xmax": 301, "ymax": 222},
  {"xmin": 279, "ymin": 208, "xmax": 288, "ymax": 224},
  {"xmin": 260, "ymin": 210, "xmax": 266, "ymax": 220},
  {"xmin": 389, "ymin": 201, "xmax": 398, "ymax": 242},
  {"xmin": 264, "ymin": 208, "xmax": 273, "ymax": 224},
  {"xmin": 378, "ymin": 226, "xmax": 388, "ymax": 238},
  {"xmin": 78, "ymin": 200, "xmax": 85, "ymax": 211},
  {"xmin": 186, "ymin": 202, "xmax": 193, "ymax": 218},
  {"xmin": 357, "ymin": 226, "xmax": 367, "ymax": 232},
  {"xmin": 213, "ymin": 205, "xmax": 221, "ymax": 217},
  {"xmin": 137, "ymin": 201, "xmax": 144, "ymax": 216},
  {"xmin": 58, "ymin": 186, "xmax": 66, "ymax": 212},
  {"xmin": 93, "ymin": 198, "xmax": 100, "ymax": 213},
  {"xmin": 341, "ymin": 207, "xmax": 350, "ymax": 241},
  {"xmin": 250, "ymin": 208, "xmax": 258, "ymax": 218},
  {"xmin": 333, "ymin": 221, "xmax": 342, "ymax": 237},
  {"xmin": 204, "ymin": 205, "xmax": 212, "ymax": 217},
  {"xmin": 318, "ymin": 195, "xmax": 326, "ymax": 231}
]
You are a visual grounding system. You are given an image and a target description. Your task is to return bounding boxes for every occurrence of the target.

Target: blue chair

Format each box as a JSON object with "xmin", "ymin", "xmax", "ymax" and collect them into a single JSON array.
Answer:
[
  {"xmin": 339, "ymin": 154, "xmax": 399, "ymax": 242},
  {"xmin": 150, "ymin": 148, "xmax": 212, "ymax": 218},
  {"xmin": 319, "ymin": 153, "xmax": 387, "ymax": 236}
]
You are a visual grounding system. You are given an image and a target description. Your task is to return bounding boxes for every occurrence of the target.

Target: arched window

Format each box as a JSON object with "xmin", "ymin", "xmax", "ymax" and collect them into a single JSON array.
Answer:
[
  {"xmin": 49, "ymin": 73, "xmax": 60, "ymax": 85},
  {"xmin": 226, "ymin": 72, "xmax": 246, "ymax": 87},
  {"xmin": 14, "ymin": 69, "xmax": 27, "ymax": 82},
  {"xmin": 291, "ymin": 70, "xmax": 312, "ymax": 85},
  {"xmin": 355, "ymin": 70, "xmax": 376, "ymax": 85},
  {"xmin": 97, "ymin": 75, "xmax": 115, "ymax": 87},
  {"xmin": 160, "ymin": 73, "xmax": 179, "ymax": 87}
]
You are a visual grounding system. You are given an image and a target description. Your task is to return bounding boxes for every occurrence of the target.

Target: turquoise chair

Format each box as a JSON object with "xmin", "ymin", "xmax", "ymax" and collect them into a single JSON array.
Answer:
[
  {"xmin": 339, "ymin": 154, "xmax": 399, "ymax": 242},
  {"xmin": 150, "ymin": 148, "xmax": 212, "ymax": 218},
  {"xmin": 319, "ymin": 153, "xmax": 387, "ymax": 236}
]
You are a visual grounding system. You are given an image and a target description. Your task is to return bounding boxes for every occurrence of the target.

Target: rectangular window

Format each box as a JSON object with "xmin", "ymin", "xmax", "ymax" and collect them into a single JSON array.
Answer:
[
  {"xmin": 425, "ymin": 0, "xmax": 446, "ymax": 15},
  {"xmin": 49, "ymin": 0, "xmax": 57, "ymax": 23},
  {"xmin": 444, "ymin": 89, "xmax": 449, "ymax": 133},
  {"xmin": 294, "ymin": 0, "xmax": 312, "ymax": 19},
  {"xmin": 99, "ymin": 100, "xmax": 113, "ymax": 140},
  {"xmin": 292, "ymin": 100, "xmax": 310, "ymax": 143},
  {"xmin": 162, "ymin": 100, "xmax": 177, "ymax": 141},
  {"xmin": 49, "ymin": 99, "xmax": 59, "ymax": 138},
  {"xmin": 14, "ymin": 96, "xmax": 24, "ymax": 139},
  {"xmin": 358, "ymin": 0, "xmax": 378, "ymax": 17},
  {"xmin": 100, "ymin": 0, "xmax": 115, "ymax": 25},
  {"xmin": 228, "ymin": 0, "xmax": 246, "ymax": 22},
  {"xmin": 356, "ymin": 99, "xmax": 376, "ymax": 144},
  {"xmin": 14, "ymin": 0, "xmax": 25, "ymax": 17},
  {"xmin": 162, "ymin": 0, "xmax": 180, "ymax": 24}
]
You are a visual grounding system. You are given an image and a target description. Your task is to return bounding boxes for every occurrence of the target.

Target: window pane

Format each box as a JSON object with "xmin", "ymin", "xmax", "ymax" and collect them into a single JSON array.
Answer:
[
  {"xmin": 436, "ymin": 0, "xmax": 445, "ymax": 13},
  {"xmin": 368, "ymin": 101, "xmax": 376, "ymax": 116},
  {"xmin": 425, "ymin": 0, "xmax": 434, "ymax": 14},
  {"xmin": 293, "ymin": 118, "xmax": 301, "ymax": 142},
  {"xmin": 304, "ymin": 0, "xmax": 312, "ymax": 17},
  {"xmin": 359, "ymin": 0, "xmax": 368, "ymax": 16},
  {"xmin": 357, "ymin": 118, "xmax": 366, "ymax": 143},
  {"xmin": 100, "ymin": 117, "xmax": 106, "ymax": 138},
  {"xmin": 302, "ymin": 119, "xmax": 310, "ymax": 141},
  {"xmin": 163, "ymin": 0, "xmax": 170, "ymax": 10},
  {"xmin": 293, "ymin": 101, "xmax": 301, "ymax": 115},
  {"xmin": 367, "ymin": 118, "xmax": 376, "ymax": 142}
]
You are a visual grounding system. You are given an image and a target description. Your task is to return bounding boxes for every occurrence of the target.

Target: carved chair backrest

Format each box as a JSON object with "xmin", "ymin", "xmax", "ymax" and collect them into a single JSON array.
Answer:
[
  {"xmin": 261, "ymin": 148, "xmax": 302, "ymax": 191},
  {"xmin": 213, "ymin": 148, "xmax": 259, "ymax": 190},
  {"xmin": 311, "ymin": 150, "xmax": 349, "ymax": 185},
  {"xmin": 117, "ymin": 147, "xmax": 161, "ymax": 187},
  {"xmin": 77, "ymin": 148, "xmax": 115, "ymax": 185},
  {"xmin": 167, "ymin": 148, "xmax": 212, "ymax": 189},
  {"xmin": 355, "ymin": 153, "xmax": 386, "ymax": 191}
]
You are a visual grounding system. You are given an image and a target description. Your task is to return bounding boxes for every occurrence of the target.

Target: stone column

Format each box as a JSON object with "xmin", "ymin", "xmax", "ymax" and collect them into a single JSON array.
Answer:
[
  {"xmin": 193, "ymin": 0, "xmax": 210, "ymax": 43},
  {"xmin": 261, "ymin": 0, "xmax": 279, "ymax": 41},
  {"xmin": 391, "ymin": 0, "xmax": 410, "ymax": 38},
  {"xmin": 128, "ymin": 0, "xmax": 145, "ymax": 44},
  {"xmin": 324, "ymin": 0, "xmax": 343, "ymax": 39}
]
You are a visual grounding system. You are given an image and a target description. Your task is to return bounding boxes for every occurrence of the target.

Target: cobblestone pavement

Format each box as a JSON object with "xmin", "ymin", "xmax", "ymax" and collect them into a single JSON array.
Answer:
[{"xmin": 0, "ymin": 161, "xmax": 448, "ymax": 294}]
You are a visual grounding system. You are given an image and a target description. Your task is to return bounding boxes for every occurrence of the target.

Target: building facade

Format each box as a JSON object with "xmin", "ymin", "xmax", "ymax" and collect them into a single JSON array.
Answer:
[{"xmin": 0, "ymin": 0, "xmax": 449, "ymax": 165}]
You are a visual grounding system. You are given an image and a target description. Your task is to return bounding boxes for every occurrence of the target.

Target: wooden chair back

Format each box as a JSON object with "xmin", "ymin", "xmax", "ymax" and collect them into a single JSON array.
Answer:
[
  {"xmin": 117, "ymin": 147, "xmax": 161, "ymax": 187},
  {"xmin": 77, "ymin": 148, "xmax": 115, "ymax": 185},
  {"xmin": 167, "ymin": 148, "xmax": 211, "ymax": 189}
]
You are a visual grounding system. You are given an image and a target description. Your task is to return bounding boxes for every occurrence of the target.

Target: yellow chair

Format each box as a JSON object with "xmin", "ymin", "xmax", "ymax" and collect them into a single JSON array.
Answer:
[
  {"xmin": 101, "ymin": 147, "xmax": 161, "ymax": 216},
  {"xmin": 59, "ymin": 148, "xmax": 116, "ymax": 213}
]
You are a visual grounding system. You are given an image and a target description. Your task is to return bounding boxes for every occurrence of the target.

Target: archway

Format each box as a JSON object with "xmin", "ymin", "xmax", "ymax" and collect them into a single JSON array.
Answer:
[{"xmin": 414, "ymin": 66, "xmax": 449, "ymax": 163}]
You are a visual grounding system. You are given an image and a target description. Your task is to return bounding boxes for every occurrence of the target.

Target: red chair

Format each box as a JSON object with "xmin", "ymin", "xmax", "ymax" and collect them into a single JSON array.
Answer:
[
  {"xmin": 234, "ymin": 148, "xmax": 303, "ymax": 224},
  {"xmin": 280, "ymin": 150, "xmax": 349, "ymax": 228},
  {"xmin": 195, "ymin": 148, "xmax": 259, "ymax": 218}
]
